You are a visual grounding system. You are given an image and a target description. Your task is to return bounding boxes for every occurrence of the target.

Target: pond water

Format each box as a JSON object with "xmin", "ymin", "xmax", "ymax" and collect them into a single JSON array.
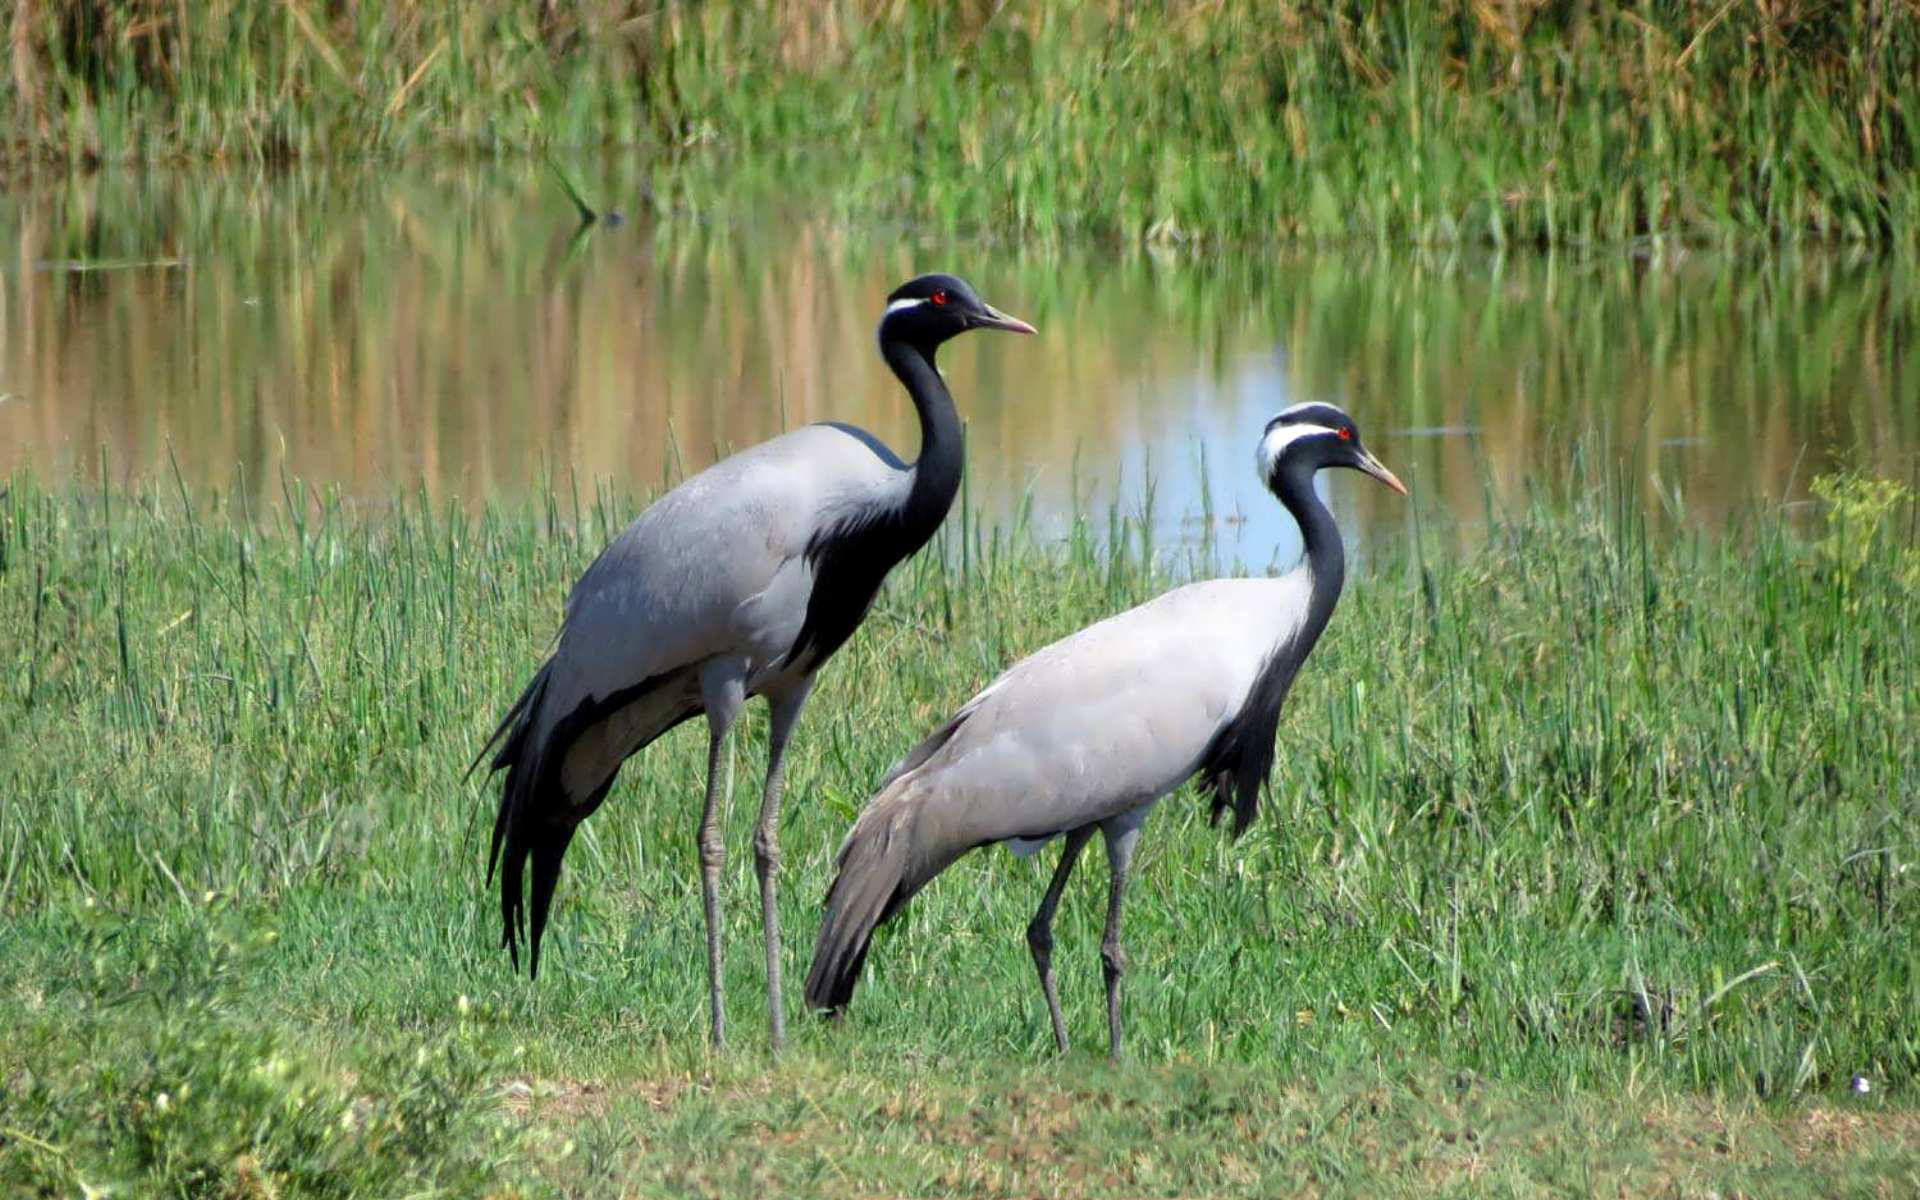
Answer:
[{"xmin": 2, "ymin": 161, "xmax": 1913, "ymax": 562}]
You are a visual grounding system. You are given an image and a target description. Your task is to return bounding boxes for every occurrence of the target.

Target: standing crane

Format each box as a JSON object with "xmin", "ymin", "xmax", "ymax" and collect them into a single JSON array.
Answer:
[
  {"xmin": 804, "ymin": 402, "xmax": 1406, "ymax": 1060},
  {"xmin": 474, "ymin": 274, "xmax": 1034, "ymax": 1051}
]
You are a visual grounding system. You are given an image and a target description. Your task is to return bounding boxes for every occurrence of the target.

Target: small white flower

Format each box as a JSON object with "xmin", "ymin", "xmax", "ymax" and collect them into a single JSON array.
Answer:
[
  {"xmin": 1850, "ymin": 1074, "xmax": 1872, "ymax": 1095},
  {"xmin": 457, "ymin": 994, "xmax": 471, "ymax": 1017},
  {"xmin": 154, "ymin": 1092, "xmax": 171, "ymax": 1114}
]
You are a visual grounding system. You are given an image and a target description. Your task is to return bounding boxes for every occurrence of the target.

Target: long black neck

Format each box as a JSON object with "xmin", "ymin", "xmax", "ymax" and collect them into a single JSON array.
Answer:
[
  {"xmin": 880, "ymin": 334, "xmax": 965, "ymax": 543},
  {"xmin": 781, "ymin": 332, "xmax": 964, "ymax": 672},
  {"xmin": 1274, "ymin": 464, "xmax": 1347, "ymax": 652},
  {"xmin": 1196, "ymin": 462, "xmax": 1349, "ymax": 837}
]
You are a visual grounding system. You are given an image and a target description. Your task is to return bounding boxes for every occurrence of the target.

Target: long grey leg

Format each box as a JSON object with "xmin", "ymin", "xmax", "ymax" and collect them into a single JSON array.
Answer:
[
  {"xmin": 755, "ymin": 679, "xmax": 813, "ymax": 1055},
  {"xmin": 1027, "ymin": 826, "xmax": 1095, "ymax": 1055},
  {"xmin": 1099, "ymin": 820, "xmax": 1143, "ymax": 1063},
  {"xmin": 697, "ymin": 662, "xmax": 746, "ymax": 1050}
]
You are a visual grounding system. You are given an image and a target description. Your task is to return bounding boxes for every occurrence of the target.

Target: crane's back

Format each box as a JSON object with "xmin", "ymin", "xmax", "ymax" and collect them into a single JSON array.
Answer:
[
  {"xmin": 547, "ymin": 423, "xmax": 913, "ymax": 712},
  {"xmin": 885, "ymin": 572, "xmax": 1315, "ymax": 858}
]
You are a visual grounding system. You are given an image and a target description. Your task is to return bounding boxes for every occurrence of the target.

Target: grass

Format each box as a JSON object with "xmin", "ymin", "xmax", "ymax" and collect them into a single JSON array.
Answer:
[
  {"xmin": 3, "ymin": 2, "xmax": 1916, "ymax": 251},
  {"xmin": 0, "ymin": 457, "xmax": 1915, "ymax": 1195}
]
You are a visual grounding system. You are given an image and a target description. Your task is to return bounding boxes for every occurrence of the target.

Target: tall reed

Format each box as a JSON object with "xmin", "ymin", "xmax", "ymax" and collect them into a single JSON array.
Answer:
[{"xmin": 4, "ymin": 2, "xmax": 1913, "ymax": 250}]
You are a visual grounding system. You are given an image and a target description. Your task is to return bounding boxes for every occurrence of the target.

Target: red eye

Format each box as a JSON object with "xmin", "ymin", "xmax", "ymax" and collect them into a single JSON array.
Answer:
[
  {"xmin": 930, "ymin": 290, "xmax": 950, "ymax": 306},
  {"xmin": 1337, "ymin": 428, "xmax": 1353, "ymax": 441}
]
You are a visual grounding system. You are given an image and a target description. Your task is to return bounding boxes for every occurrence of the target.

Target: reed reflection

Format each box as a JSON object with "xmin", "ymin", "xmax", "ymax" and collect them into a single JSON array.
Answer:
[{"xmin": 2, "ymin": 164, "xmax": 1911, "ymax": 559}]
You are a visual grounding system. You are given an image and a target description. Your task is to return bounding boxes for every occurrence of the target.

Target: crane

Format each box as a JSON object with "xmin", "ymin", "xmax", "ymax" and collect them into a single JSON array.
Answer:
[
  {"xmin": 804, "ymin": 402, "xmax": 1405, "ymax": 1060},
  {"xmin": 474, "ymin": 274, "xmax": 1034, "ymax": 1051}
]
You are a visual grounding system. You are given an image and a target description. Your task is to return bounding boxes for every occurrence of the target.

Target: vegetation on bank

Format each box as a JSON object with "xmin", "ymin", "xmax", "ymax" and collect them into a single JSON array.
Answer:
[
  {"xmin": 3, "ymin": 1, "xmax": 1914, "ymax": 250},
  {"xmin": 0, "ymin": 465, "xmax": 1914, "ymax": 1194}
]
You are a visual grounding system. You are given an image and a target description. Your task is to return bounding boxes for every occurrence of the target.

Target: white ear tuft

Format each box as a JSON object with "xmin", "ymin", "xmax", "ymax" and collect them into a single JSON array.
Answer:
[{"xmin": 1256, "ymin": 423, "xmax": 1337, "ymax": 479}]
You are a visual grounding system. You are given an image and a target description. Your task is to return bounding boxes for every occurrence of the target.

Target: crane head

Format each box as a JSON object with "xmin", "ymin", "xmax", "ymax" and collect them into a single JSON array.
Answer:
[
  {"xmin": 1257, "ymin": 402, "xmax": 1408, "ymax": 497},
  {"xmin": 880, "ymin": 273, "xmax": 1036, "ymax": 347}
]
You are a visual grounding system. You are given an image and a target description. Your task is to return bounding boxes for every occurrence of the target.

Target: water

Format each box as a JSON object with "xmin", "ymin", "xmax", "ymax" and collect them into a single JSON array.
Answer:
[{"xmin": 2, "ymin": 163, "xmax": 1913, "ymax": 563}]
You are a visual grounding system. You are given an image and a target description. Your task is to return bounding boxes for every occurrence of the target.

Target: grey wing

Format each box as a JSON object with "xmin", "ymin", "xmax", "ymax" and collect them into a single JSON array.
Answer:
[
  {"xmin": 885, "ymin": 574, "xmax": 1312, "ymax": 853},
  {"xmin": 803, "ymin": 573, "xmax": 1313, "ymax": 1012},
  {"xmin": 479, "ymin": 423, "xmax": 905, "ymax": 972},
  {"xmin": 544, "ymin": 423, "xmax": 906, "ymax": 747}
]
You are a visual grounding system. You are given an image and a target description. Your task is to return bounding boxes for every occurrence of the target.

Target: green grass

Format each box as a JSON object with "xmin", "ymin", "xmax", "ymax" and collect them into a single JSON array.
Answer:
[
  {"xmin": 0, "ymin": 459, "xmax": 1915, "ymax": 1195},
  {"xmin": 4, "ymin": 2, "xmax": 1915, "ymax": 252}
]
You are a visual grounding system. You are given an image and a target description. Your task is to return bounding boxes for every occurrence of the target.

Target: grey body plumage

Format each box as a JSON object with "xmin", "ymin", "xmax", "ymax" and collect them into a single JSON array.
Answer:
[
  {"xmin": 474, "ymin": 274, "xmax": 1033, "ymax": 1051},
  {"xmin": 803, "ymin": 401, "xmax": 1406, "ymax": 1060}
]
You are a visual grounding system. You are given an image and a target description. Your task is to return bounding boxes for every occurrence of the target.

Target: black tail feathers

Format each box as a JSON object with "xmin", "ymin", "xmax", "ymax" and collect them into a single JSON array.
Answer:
[
  {"xmin": 477, "ymin": 656, "xmax": 686, "ymax": 980},
  {"xmin": 498, "ymin": 816, "xmax": 578, "ymax": 978},
  {"xmin": 474, "ymin": 661, "xmax": 575, "ymax": 977},
  {"xmin": 471, "ymin": 662, "xmax": 550, "ymax": 785}
]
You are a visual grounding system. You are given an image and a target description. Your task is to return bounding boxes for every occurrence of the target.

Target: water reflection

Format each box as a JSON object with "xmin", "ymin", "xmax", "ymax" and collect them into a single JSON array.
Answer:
[{"xmin": 2, "ymin": 162, "xmax": 1912, "ymax": 561}]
